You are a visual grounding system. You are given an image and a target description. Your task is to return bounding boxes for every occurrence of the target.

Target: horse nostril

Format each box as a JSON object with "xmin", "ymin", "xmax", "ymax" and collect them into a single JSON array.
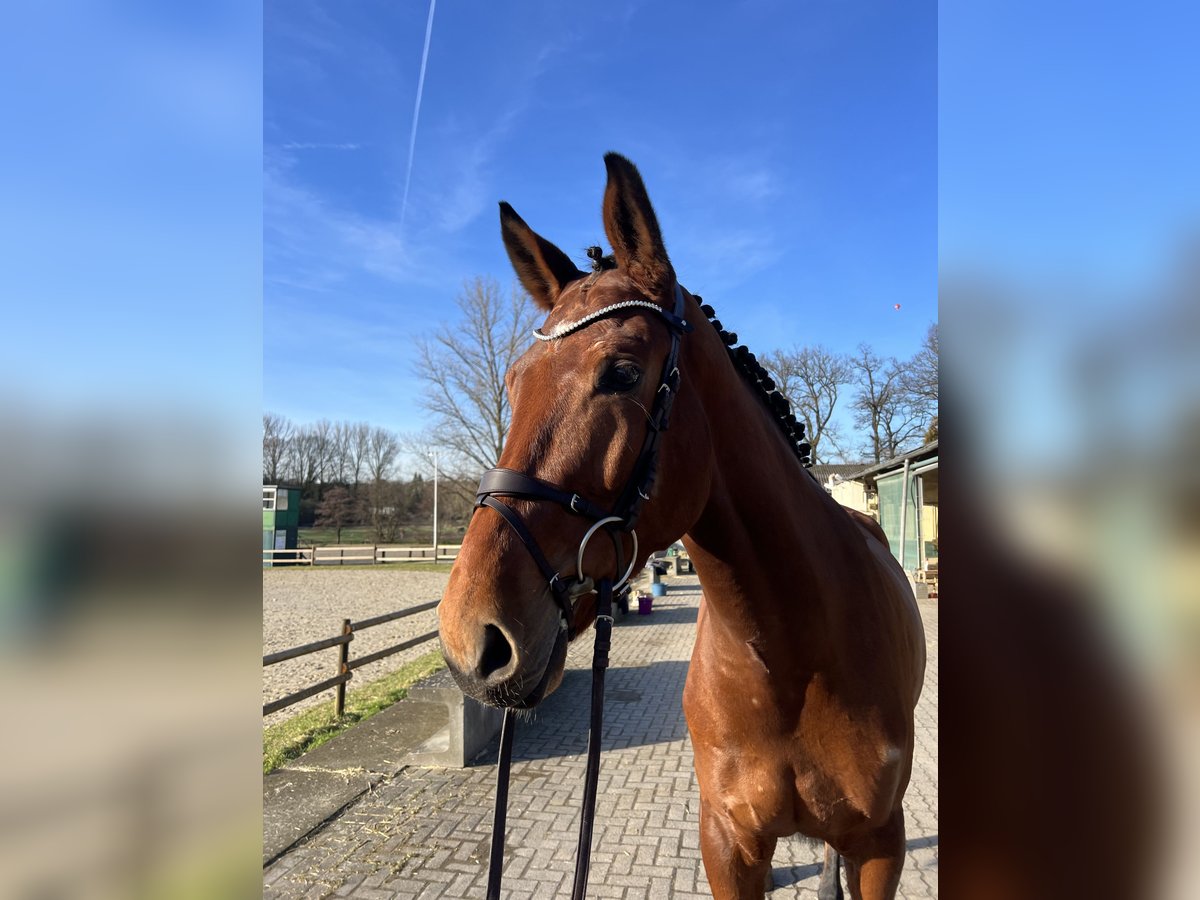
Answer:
[{"xmin": 477, "ymin": 624, "xmax": 514, "ymax": 680}]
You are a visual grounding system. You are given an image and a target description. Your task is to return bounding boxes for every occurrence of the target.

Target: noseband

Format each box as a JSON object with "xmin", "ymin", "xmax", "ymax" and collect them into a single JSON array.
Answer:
[{"xmin": 476, "ymin": 282, "xmax": 692, "ymax": 900}]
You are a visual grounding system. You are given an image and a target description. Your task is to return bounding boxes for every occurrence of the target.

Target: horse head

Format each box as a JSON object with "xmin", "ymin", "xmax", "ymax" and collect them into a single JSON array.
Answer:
[{"xmin": 437, "ymin": 154, "xmax": 714, "ymax": 708}]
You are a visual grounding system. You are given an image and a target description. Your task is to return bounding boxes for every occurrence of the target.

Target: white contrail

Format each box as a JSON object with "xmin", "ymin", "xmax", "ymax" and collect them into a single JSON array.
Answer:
[{"xmin": 400, "ymin": 0, "xmax": 437, "ymax": 227}]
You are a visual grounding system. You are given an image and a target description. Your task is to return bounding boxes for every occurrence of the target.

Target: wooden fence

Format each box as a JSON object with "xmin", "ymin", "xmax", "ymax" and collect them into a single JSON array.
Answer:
[
  {"xmin": 263, "ymin": 544, "xmax": 462, "ymax": 567},
  {"xmin": 262, "ymin": 599, "xmax": 441, "ymax": 717}
]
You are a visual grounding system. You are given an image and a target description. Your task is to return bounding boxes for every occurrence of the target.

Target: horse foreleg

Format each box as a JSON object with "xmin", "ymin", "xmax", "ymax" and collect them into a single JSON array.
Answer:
[
  {"xmin": 698, "ymin": 800, "xmax": 777, "ymax": 899},
  {"xmin": 818, "ymin": 842, "xmax": 844, "ymax": 899},
  {"xmin": 840, "ymin": 808, "xmax": 906, "ymax": 900}
]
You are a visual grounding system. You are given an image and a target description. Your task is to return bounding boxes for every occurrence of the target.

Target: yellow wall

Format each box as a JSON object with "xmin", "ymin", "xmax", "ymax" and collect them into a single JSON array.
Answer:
[{"xmin": 830, "ymin": 479, "xmax": 870, "ymax": 514}]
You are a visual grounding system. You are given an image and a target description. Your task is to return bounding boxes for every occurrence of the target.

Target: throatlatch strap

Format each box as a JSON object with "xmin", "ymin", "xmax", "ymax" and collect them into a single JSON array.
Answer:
[{"xmin": 570, "ymin": 577, "xmax": 614, "ymax": 900}]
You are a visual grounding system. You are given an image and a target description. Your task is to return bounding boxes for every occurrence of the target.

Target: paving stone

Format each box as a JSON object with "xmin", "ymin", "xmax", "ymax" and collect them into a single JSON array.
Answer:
[{"xmin": 265, "ymin": 575, "xmax": 938, "ymax": 898}]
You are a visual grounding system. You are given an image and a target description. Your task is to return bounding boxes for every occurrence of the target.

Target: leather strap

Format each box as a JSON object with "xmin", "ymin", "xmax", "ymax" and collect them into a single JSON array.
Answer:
[
  {"xmin": 484, "ymin": 580, "xmax": 615, "ymax": 900},
  {"xmin": 479, "ymin": 283, "xmax": 690, "ymax": 899},
  {"xmin": 479, "ymin": 496, "xmax": 575, "ymax": 628},
  {"xmin": 478, "ymin": 468, "xmax": 612, "ymax": 521},
  {"xmin": 570, "ymin": 577, "xmax": 613, "ymax": 900},
  {"xmin": 613, "ymin": 283, "xmax": 687, "ymax": 529},
  {"xmin": 486, "ymin": 707, "xmax": 517, "ymax": 900}
]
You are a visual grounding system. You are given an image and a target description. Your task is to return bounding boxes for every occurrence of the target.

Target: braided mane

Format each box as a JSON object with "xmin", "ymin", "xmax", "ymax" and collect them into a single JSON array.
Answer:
[
  {"xmin": 693, "ymin": 294, "xmax": 813, "ymax": 469},
  {"xmin": 579, "ymin": 246, "xmax": 810, "ymax": 468}
]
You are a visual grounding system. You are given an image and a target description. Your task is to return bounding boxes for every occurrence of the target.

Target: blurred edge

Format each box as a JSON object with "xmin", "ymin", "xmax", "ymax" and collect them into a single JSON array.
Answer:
[
  {"xmin": 0, "ymin": 3, "xmax": 262, "ymax": 899},
  {"xmin": 941, "ymin": 2, "xmax": 1200, "ymax": 898},
  {"xmin": 0, "ymin": 1, "xmax": 1197, "ymax": 899}
]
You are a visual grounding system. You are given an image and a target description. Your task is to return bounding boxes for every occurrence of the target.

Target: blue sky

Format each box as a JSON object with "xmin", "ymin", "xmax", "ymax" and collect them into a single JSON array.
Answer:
[
  {"xmin": 264, "ymin": 0, "xmax": 937, "ymax": 458},
  {"xmin": 940, "ymin": 1, "xmax": 1199, "ymax": 291},
  {"xmin": 940, "ymin": 1, "xmax": 1200, "ymax": 476},
  {"xmin": 0, "ymin": 1, "xmax": 1189, "ymax": 489}
]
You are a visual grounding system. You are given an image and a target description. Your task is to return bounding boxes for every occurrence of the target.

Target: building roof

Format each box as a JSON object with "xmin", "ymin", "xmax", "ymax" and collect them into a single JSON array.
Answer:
[
  {"xmin": 843, "ymin": 440, "xmax": 939, "ymax": 483},
  {"xmin": 809, "ymin": 464, "xmax": 872, "ymax": 482}
]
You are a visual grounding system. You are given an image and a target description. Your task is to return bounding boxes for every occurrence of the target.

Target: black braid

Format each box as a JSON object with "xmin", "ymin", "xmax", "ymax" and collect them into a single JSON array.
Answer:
[
  {"xmin": 693, "ymin": 294, "xmax": 813, "ymax": 468},
  {"xmin": 586, "ymin": 246, "xmax": 617, "ymax": 272}
]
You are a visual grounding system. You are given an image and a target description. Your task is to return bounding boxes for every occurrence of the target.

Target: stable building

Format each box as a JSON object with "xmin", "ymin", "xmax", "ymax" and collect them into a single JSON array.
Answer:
[
  {"xmin": 263, "ymin": 485, "xmax": 301, "ymax": 566},
  {"xmin": 829, "ymin": 442, "xmax": 939, "ymax": 598}
]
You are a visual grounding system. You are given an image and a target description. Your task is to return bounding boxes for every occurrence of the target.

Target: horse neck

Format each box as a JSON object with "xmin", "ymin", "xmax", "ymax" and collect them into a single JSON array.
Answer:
[{"xmin": 682, "ymin": 337, "xmax": 857, "ymax": 661}]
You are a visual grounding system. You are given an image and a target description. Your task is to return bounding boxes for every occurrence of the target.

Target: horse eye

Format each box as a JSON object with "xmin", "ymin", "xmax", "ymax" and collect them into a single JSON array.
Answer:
[{"xmin": 598, "ymin": 360, "xmax": 642, "ymax": 393}]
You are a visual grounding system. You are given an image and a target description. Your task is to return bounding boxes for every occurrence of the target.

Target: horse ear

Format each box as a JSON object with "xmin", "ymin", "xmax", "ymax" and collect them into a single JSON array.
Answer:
[
  {"xmin": 499, "ymin": 202, "xmax": 584, "ymax": 311},
  {"xmin": 601, "ymin": 153, "xmax": 674, "ymax": 296}
]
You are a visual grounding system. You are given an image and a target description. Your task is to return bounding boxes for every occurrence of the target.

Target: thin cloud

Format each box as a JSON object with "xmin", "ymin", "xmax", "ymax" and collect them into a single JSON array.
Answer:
[
  {"xmin": 400, "ymin": 0, "xmax": 437, "ymax": 228},
  {"xmin": 403, "ymin": 40, "xmax": 573, "ymax": 234},
  {"xmin": 281, "ymin": 141, "xmax": 363, "ymax": 150},
  {"xmin": 264, "ymin": 163, "xmax": 457, "ymax": 289},
  {"xmin": 726, "ymin": 167, "xmax": 781, "ymax": 203}
]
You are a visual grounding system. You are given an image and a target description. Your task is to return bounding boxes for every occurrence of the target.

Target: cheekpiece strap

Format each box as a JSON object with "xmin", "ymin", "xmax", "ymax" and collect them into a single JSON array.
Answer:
[{"xmin": 613, "ymin": 282, "xmax": 689, "ymax": 530}]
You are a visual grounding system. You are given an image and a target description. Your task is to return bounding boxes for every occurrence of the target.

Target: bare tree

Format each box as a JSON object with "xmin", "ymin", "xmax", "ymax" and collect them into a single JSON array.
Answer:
[
  {"xmin": 312, "ymin": 420, "xmax": 338, "ymax": 485},
  {"xmin": 904, "ymin": 322, "xmax": 939, "ymax": 408},
  {"xmin": 400, "ymin": 430, "xmax": 478, "ymax": 513},
  {"xmin": 364, "ymin": 426, "xmax": 401, "ymax": 484},
  {"xmin": 262, "ymin": 412, "xmax": 293, "ymax": 484},
  {"xmin": 286, "ymin": 420, "xmax": 336, "ymax": 489},
  {"xmin": 368, "ymin": 480, "xmax": 407, "ymax": 544},
  {"xmin": 850, "ymin": 344, "xmax": 929, "ymax": 463},
  {"xmin": 323, "ymin": 420, "xmax": 374, "ymax": 488},
  {"xmin": 362, "ymin": 425, "xmax": 402, "ymax": 536},
  {"xmin": 314, "ymin": 486, "xmax": 360, "ymax": 544},
  {"xmin": 416, "ymin": 277, "xmax": 539, "ymax": 474},
  {"xmin": 328, "ymin": 422, "xmax": 352, "ymax": 485},
  {"xmin": 399, "ymin": 431, "xmax": 440, "ymax": 476},
  {"xmin": 346, "ymin": 422, "xmax": 371, "ymax": 489},
  {"xmin": 762, "ymin": 345, "xmax": 851, "ymax": 464}
]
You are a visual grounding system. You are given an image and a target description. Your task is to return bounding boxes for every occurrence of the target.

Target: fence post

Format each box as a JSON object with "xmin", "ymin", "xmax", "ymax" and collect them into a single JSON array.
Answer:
[{"xmin": 335, "ymin": 619, "xmax": 352, "ymax": 717}]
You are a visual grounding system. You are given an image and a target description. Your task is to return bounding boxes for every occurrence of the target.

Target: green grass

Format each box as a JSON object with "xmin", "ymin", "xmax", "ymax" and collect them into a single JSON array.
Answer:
[{"xmin": 263, "ymin": 649, "xmax": 446, "ymax": 774}]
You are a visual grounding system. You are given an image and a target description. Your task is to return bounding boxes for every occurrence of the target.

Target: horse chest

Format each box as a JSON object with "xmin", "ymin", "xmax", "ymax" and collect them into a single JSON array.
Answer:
[
  {"xmin": 693, "ymin": 722, "xmax": 898, "ymax": 836},
  {"xmin": 684, "ymin": 659, "xmax": 904, "ymax": 836}
]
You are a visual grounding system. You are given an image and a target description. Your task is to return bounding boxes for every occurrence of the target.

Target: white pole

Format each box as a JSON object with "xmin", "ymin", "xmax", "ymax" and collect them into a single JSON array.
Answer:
[
  {"xmin": 431, "ymin": 451, "xmax": 439, "ymax": 559},
  {"xmin": 898, "ymin": 457, "xmax": 911, "ymax": 572}
]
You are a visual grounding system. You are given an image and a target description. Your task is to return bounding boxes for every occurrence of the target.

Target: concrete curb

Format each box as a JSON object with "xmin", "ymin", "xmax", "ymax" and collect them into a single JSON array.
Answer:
[{"xmin": 263, "ymin": 671, "xmax": 498, "ymax": 865}]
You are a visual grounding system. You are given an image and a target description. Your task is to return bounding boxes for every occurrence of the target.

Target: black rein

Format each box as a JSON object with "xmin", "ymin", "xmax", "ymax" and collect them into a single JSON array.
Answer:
[{"xmin": 478, "ymin": 284, "xmax": 691, "ymax": 900}]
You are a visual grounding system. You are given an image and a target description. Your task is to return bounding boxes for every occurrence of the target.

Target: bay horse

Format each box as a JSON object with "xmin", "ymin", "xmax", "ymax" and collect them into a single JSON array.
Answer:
[{"xmin": 437, "ymin": 153, "xmax": 926, "ymax": 900}]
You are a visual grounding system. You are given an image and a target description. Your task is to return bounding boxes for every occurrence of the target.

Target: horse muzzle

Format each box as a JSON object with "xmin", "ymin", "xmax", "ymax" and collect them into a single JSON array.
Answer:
[{"xmin": 439, "ymin": 611, "xmax": 567, "ymax": 709}]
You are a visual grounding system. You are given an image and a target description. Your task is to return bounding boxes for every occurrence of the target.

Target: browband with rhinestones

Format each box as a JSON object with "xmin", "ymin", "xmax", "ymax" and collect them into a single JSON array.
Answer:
[{"xmin": 533, "ymin": 300, "xmax": 688, "ymax": 342}]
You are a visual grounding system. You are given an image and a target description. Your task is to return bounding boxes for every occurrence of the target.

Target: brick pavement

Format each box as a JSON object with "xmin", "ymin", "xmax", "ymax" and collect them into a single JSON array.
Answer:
[{"xmin": 264, "ymin": 574, "xmax": 938, "ymax": 898}]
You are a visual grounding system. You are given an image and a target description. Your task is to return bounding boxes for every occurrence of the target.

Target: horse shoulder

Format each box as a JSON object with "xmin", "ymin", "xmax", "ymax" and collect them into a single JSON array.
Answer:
[
  {"xmin": 842, "ymin": 505, "xmax": 889, "ymax": 551},
  {"xmin": 837, "ymin": 503, "xmax": 928, "ymax": 710}
]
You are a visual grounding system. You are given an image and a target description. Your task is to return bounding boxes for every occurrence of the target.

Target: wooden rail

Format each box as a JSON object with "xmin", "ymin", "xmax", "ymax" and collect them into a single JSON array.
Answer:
[
  {"xmin": 262, "ymin": 600, "xmax": 442, "ymax": 717},
  {"xmin": 262, "ymin": 548, "xmax": 314, "ymax": 565},
  {"xmin": 263, "ymin": 545, "xmax": 462, "ymax": 567},
  {"xmin": 262, "ymin": 632, "xmax": 352, "ymax": 666}
]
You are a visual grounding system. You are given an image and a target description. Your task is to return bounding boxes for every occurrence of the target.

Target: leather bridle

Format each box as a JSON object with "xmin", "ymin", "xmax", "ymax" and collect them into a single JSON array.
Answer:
[{"xmin": 477, "ymin": 282, "xmax": 692, "ymax": 900}]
